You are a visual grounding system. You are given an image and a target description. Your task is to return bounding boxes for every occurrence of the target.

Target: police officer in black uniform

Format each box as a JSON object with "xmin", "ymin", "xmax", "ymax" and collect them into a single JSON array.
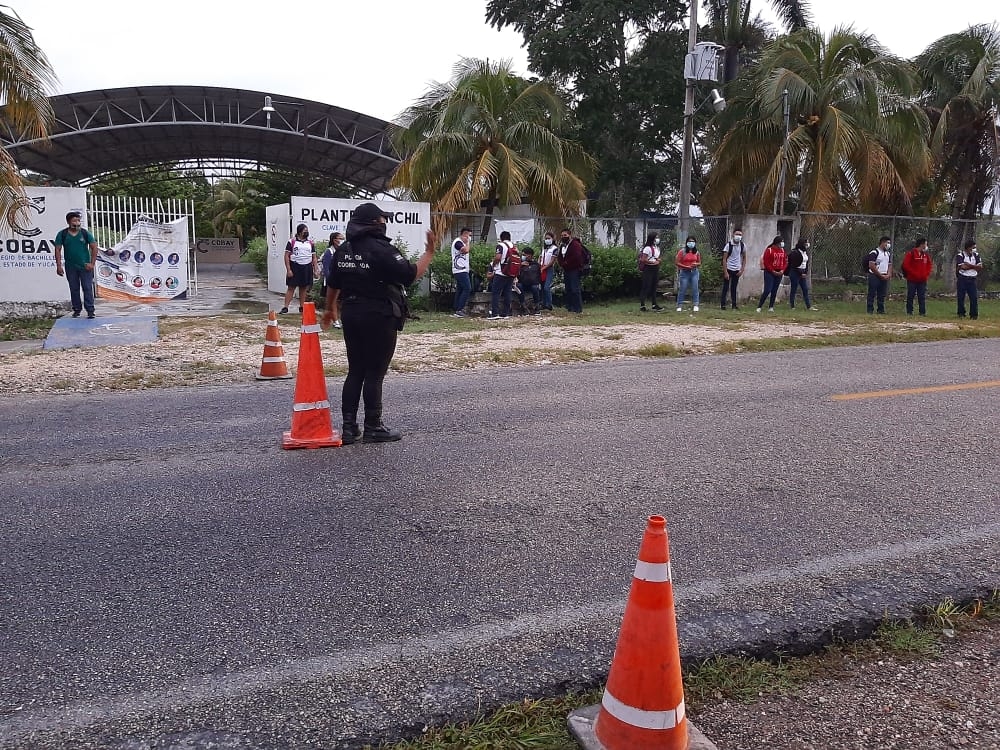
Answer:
[{"xmin": 324, "ymin": 202, "xmax": 437, "ymax": 444}]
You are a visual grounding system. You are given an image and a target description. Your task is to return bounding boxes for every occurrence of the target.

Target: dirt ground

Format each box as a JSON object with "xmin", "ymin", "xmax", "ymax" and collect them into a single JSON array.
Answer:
[{"xmin": 0, "ymin": 314, "xmax": 952, "ymax": 395}]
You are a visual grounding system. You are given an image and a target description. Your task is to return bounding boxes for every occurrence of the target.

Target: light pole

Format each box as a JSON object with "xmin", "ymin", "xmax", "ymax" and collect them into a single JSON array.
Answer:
[
  {"xmin": 772, "ymin": 87, "xmax": 790, "ymax": 215},
  {"xmin": 677, "ymin": 8, "xmax": 724, "ymax": 243},
  {"xmin": 262, "ymin": 95, "xmax": 275, "ymax": 128},
  {"xmin": 677, "ymin": 0, "xmax": 699, "ymax": 244}
]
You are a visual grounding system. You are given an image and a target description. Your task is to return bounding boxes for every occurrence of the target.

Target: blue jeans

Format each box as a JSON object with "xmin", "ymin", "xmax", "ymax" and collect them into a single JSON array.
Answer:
[
  {"xmin": 757, "ymin": 273, "xmax": 782, "ymax": 309},
  {"xmin": 542, "ymin": 269, "xmax": 556, "ymax": 309},
  {"xmin": 906, "ymin": 281, "xmax": 926, "ymax": 315},
  {"xmin": 564, "ymin": 269, "xmax": 583, "ymax": 312},
  {"xmin": 867, "ymin": 274, "xmax": 887, "ymax": 313},
  {"xmin": 491, "ymin": 274, "xmax": 514, "ymax": 317},
  {"xmin": 453, "ymin": 272, "xmax": 471, "ymax": 313},
  {"xmin": 788, "ymin": 270, "xmax": 811, "ymax": 308},
  {"xmin": 677, "ymin": 268, "xmax": 700, "ymax": 307},
  {"xmin": 65, "ymin": 265, "xmax": 95, "ymax": 314},
  {"xmin": 957, "ymin": 276, "xmax": 978, "ymax": 318}
]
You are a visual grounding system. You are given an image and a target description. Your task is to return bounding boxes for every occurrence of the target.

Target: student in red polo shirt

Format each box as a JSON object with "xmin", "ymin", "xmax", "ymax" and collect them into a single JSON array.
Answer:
[
  {"xmin": 901, "ymin": 236, "xmax": 933, "ymax": 316},
  {"xmin": 756, "ymin": 235, "xmax": 787, "ymax": 312}
]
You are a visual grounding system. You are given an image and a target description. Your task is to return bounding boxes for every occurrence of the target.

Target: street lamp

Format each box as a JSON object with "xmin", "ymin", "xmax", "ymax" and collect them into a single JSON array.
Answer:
[{"xmin": 262, "ymin": 95, "xmax": 276, "ymax": 128}]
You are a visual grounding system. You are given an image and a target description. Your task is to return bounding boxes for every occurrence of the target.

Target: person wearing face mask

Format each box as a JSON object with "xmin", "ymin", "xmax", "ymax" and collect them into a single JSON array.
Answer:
[
  {"xmin": 900, "ymin": 236, "xmax": 933, "ymax": 316},
  {"xmin": 866, "ymin": 236, "xmax": 893, "ymax": 314},
  {"xmin": 328, "ymin": 202, "xmax": 438, "ymax": 443},
  {"xmin": 675, "ymin": 236, "xmax": 702, "ymax": 312},
  {"xmin": 786, "ymin": 238, "xmax": 817, "ymax": 311},
  {"xmin": 281, "ymin": 223, "xmax": 319, "ymax": 315},
  {"xmin": 556, "ymin": 228, "xmax": 585, "ymax": 313},
  {"xmin": 638, "ymin": 232, "xmax": 663, "ymax": 311},
  {"xmin": 721, "ymin": 229, "xmax": 746, "ymax": 309},
  {"xmin": 539, "ymin": 231, "xmax": 558, "ymax": 311},
  {"xmin": 321, "ymin": 231, "xmax": 345, "ymax": 329},
  {"xmin": 756, "ymin": 235, "xmax": 787, "ymax": 312}
]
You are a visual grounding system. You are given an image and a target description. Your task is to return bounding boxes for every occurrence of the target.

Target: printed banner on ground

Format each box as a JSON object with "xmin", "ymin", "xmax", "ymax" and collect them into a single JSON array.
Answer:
[{"xmin": 96, "ymin": 218, "xmax": 190, "ymax": 302}]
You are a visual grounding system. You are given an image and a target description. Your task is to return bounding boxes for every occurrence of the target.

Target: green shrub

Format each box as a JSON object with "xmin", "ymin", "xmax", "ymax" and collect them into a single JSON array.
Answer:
[
  {"xmin": 583, "ymin": 245, "xmax": 643, "ymax": 299},
  {"xmin": 244, "ymin": 236, "xmax": 268, "ymax": 275}
]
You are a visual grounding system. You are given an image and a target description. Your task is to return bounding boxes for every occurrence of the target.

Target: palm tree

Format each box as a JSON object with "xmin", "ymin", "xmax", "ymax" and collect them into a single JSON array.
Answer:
[
  {"xmin": 914, "ymin": 23, "xmax": 1000, "ymax": 258},
  {"xmin": 211, "ymin": 177, "xmax": 262, "ymax": 248},
  {"xmin": 703, "ymin": 0, "xmax": 811, "ymax": 84},
  {"xmin": 702, "ymin": 26, "xmax": 932, "ymax": 217},
  {"xmin": 390, "ymin": 58, "xmax": 596, "ymax": 240},
  {"xmin": 0, "ymin": 6, "xmax": 57, "ymax": 230}
]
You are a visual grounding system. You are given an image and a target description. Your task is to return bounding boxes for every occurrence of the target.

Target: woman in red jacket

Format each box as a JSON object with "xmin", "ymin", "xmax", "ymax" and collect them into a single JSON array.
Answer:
[
  {"xmin": 756, "ymin": 235, "xmax": 787, "ymax": 312},
  {"xmin": 900, "ymin": 237, "xmax": 933, "ymax": 316}
]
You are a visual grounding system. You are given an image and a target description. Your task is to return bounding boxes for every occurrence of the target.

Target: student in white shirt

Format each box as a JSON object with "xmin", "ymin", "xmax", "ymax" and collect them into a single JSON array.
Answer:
[{"xmin": 638, "ymin": 232, "xmax": 663, "ymax": 311}]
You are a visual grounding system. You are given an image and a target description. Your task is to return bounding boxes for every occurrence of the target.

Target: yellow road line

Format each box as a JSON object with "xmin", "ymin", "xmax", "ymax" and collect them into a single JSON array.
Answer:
[{"xmin": 832, "ymin": 380, "xmax": 1000, "ymax": 401}]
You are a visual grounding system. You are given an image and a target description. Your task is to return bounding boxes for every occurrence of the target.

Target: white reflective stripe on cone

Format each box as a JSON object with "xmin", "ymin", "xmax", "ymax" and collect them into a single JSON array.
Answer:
[
  {"xmin": 601, "ymin": 691, "xmax": 685, "ymax": 730},
  {"xmin": 262, "ymin": 357, "xmax": 287, "ymax": 363},
  {"xmin": 301, "ymin": 324, "xmax": 322, "ymax": 334},
  {"xmin": 268, "ymin": 319, "xmax": 279, "ymax": 326},
  {"xmin": 264, "ymin": 341, "xmax": 283, "ymax": 348},
  {"xmin": 292, "ymin": 400, "xmax": 330, "ymax": 411},
  {"xmin": 633, "ymin": 560, "xmax": 672, "ymax": 582}
]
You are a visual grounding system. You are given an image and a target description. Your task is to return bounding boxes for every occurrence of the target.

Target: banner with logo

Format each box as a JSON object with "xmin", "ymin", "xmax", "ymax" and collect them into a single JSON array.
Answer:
[
  {"xmin": 290, "ymin": 197, "xmax": 431, "ymax": 256},
  {"xmin": 194, "ymin": 237, "xmax": 240, "ymax": 264},
  {"xmin": 95, "ymin": 218, "xmax": 189, "ymax": 301},
  {"xmin": 0, "ymin": 187, "xmax": 88, "ymax": 303}
]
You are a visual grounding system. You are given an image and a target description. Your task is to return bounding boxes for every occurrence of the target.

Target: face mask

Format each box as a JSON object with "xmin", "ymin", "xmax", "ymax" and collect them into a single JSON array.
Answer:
[
  {"xmin": 654, "ymin": 239, "xmax": 660, "ymax": 246},
  {"xmin": 302, "ymin": 233, "xmax": 309, "ymax": 239},
  {"xmin": 560, "ymin": 237, "xmax": 570, "ymax": 244},
  {"xmin": 733, "ymin": 235, "xmax": 742, "ymax": 243},
  {"xmin": 885, "ymin": 243, "xmax": 891, "ymax": 250},
  {"xmin": 544, "ymin": 238, "xmax": 553, "ymax": 246},
  {"xmin": 805, "ymin": 242, "xmax": 810, "ymax": 250},
  {"xmin": 686, "ymin": 241, "xmax": 696, "ymax": 249},
  {"xmin": 779, "ymin": 241, "xmax": 785, "ymax": 248}
]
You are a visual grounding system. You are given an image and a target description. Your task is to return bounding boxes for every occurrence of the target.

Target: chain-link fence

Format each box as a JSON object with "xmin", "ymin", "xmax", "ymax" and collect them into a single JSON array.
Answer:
[{"xmin": 801, "ymin": 212, "xmax": 1000, "ymax": 286}]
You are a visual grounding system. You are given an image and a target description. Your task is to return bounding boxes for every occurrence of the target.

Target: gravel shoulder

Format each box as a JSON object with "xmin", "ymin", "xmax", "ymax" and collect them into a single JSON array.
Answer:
[
  {"xmin": 693, "ymin": 619, "xmax": 1000, "ymax": 750},
  {"xmin": 0, "ymin": 314, "xmax": 955, "ymax": 395}
]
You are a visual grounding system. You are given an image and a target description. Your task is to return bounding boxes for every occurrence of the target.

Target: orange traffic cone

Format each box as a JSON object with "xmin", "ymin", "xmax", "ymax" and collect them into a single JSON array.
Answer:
[
  {"xmin": 568, "ymin": 515, "xmax": 717, "ymax": 750},
  {"xmin": 281, "ymin": 302, "xmax": 342, "ymax": 449},
  {"xmin": 256, "ymin": 310, "xmax": 293, "ymax": 380}
]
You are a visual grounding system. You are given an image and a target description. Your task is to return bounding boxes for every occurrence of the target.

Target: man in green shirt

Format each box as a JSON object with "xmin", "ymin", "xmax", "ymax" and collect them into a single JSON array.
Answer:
[{"xmin": 54, "ymin": 211, "xmax": 99, "ymax": 318}]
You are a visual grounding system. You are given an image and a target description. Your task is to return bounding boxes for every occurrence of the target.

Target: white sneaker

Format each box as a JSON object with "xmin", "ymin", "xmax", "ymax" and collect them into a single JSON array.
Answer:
[
  {"xmin": 333, "ymin": 319, "xmax": 342, "ymax": 329},
  {"xmin": 486, "ymin": 314, "xmax": 501, "ymax": 320},
  {"xmin": 693, "ymin": 305, "xmax": 699, "ymax": 312},
  {"xmin": 808, "ymin": 306, "xmax": 818, "ymax": 311},
  {"xmin": 768, "ymin": 307, "xmax": 775, "ymax": 312},
  {"xmin": 676, "ymin": 306, "xmax": 682, "ymax": 312},
  {"xmin": 756, "ymin": 307, "xmax": 762, "ymax": 313}
]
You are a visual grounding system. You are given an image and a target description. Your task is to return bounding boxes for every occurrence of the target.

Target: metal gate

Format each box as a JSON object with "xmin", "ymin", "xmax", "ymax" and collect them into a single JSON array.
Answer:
[{"xmin": 86, "ymin": 195, "xmax": 200, "ymax": 295}]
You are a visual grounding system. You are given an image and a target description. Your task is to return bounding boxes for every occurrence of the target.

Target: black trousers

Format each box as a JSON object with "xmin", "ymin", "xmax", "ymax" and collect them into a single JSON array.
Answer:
[
  {"xmin": 340, "ymin": 303, "xmax": 398, "ymax": 426},
  {"xmin": 721, "ymin": 271, "xmax": 740, "ymax": 307},
  {"xmin": 957, "ymin": 276, "xmax": 978, "ymax": 319},
  {"xmin": 906, "ymin": 281, "xmax": 927, "ymax": 315},
  {"xmin": 639, "ymin": 265, "xmax": 660, "ymax": 307}
]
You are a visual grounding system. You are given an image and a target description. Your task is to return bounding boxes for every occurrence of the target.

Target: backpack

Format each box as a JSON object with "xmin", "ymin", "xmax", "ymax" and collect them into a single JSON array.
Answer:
[
  {"xmin": 499, "ymin": 241, "xmax": 522, "ymax": 277},
  {"xmin": 580, "ymin": 243, "xmax": 593, "ymax": 277}
]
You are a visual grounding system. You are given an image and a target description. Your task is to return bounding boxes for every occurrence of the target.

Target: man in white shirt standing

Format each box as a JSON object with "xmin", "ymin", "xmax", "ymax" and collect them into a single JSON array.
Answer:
[
  {"xmin": 866, "ymin": 236, "xmax": 893, "ymax": 314},
  {"xmin": 451, "ymin": 227, "xmax": 472, "ymax": 318},
  {"xmin": 281, "ymin": 223, "xmax": 319, "ymax": 315},
  {"xmin": 956, "ymin": 239, "xmax": 983, "ymax": 320}
]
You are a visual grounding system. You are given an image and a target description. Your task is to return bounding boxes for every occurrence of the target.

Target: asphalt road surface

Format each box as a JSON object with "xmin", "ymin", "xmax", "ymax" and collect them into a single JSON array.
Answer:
[{"xmin": 2, "ymin": 339, "xmax": 998, "ymax": 749}]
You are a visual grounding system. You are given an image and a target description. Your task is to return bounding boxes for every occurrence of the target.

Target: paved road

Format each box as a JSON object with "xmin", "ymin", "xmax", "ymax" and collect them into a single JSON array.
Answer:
[{"xmin": 1, "ymin": 339, "xmax": 998, "ymax": 749}]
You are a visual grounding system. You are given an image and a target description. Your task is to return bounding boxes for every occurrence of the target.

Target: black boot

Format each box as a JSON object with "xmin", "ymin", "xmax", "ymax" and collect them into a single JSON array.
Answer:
[
  {"xmin": 362, "ymin": 421, "xmax": 402, "ymax": 443},
  {"xmin": 341, "ymin": 413, "xmax": 361, "ymax": 445}
]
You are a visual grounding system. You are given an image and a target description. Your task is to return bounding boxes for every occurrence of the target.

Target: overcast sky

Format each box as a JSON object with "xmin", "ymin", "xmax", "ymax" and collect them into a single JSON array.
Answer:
[{"xmin": 24, "ymin": 0, "xmax": 994, "ymax": 123}]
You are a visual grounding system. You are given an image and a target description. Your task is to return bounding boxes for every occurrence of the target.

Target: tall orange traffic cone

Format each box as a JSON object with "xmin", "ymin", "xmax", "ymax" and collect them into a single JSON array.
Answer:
[
  {"xmin": 256, "ymin": 310, "xmax": 293, "ymax": 380},
  {"xmin": 281, "ymin": 302, "xmax": 342, "ymax": 449},
  {"xmin": 568, "ymin": 515, "xmax": 717, "ymax": 750}
]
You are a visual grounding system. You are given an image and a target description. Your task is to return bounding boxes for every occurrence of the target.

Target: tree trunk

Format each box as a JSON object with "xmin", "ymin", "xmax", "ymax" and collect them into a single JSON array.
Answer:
[{"xmin": 479, "ymin": 189, "xmax": 498, "ymax": 243}]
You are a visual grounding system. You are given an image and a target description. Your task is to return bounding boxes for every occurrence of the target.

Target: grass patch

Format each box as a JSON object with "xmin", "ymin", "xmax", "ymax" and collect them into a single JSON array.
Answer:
[
  {"xmin": 375, "ymin": 593, "xmax": 1000, "ymax": 749},
  {"xmin": 1, "ymin": 317, "xmax": 55, "ymax": 341},
  {"xmin": 634, "ymin": 342, "xmax": 680, "ymax": 357}
]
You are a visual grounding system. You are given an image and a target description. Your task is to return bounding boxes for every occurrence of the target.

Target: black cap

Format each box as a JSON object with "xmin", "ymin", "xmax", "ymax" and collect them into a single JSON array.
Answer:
[{"xmin": 352, "ymin": 202, "xmax": 391, "ymax": 225}]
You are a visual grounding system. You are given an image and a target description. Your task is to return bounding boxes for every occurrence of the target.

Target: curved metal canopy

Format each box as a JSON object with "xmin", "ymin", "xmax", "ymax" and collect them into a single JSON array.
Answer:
[{"xmin": 0, "ymin": 85, "xmax": 401, "ymax": 192}]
